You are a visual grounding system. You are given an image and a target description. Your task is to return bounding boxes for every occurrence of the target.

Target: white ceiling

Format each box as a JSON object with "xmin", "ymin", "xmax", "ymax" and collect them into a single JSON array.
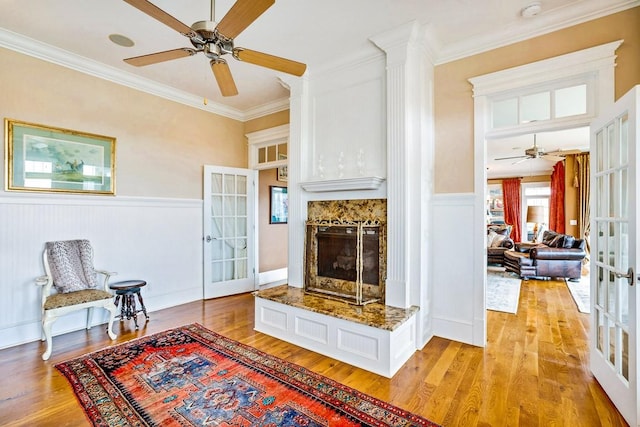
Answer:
[
  {"xmin": 486, "ymin": 127, "xmax": 589, "ymax": 179},
  {"xmin": 0, "ymin": 0, "xmax": 636, "ymax": 177}
]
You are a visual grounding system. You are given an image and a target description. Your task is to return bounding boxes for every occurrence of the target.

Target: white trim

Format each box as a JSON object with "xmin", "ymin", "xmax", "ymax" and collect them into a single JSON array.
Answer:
[
  {"xmin": 246, "ymin": 124, "xmax": 289, "ymax": 170},
  {"xmin": 0, "ymin": 28, "xmax": 250, "ymax": 121},
  {"xmin": 435, "ymin": 1, "xmax": 637, "ymax": 64},
  {"xmin": 300, "ymin": 177, "xmax": 385, "ymax": 192},
  {"xmin": 469, "ymin": 40, "xmax": 623, "ymax": 97},
  {"xmin": 258, "ymin": 268, "xmax": 288, "ymax": 288},
  {"xmin": 469, "ymin": 41, "xmax": 622, "ymax": 346},
  {"xmin": 0, "ymin": 193, "xmax": 201, "ymax": 208}
]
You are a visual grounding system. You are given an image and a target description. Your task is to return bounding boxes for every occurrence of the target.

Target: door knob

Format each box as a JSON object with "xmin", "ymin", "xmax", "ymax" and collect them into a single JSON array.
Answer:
[{"xmin": 614, "ymin": 267, "xmax": 634, "ymax": 286}]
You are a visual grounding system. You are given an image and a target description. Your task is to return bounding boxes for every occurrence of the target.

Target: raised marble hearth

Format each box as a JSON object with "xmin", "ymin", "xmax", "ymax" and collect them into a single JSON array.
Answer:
[{"xmin": 254, "ymin": 285, "xmax": 418, "ymax": 377}]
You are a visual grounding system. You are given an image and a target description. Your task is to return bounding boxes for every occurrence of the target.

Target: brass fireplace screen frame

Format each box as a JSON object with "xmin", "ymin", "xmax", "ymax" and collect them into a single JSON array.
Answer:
[{"xmin": 304, "ymin": 219, "xmax": 386, "ymax": 305}]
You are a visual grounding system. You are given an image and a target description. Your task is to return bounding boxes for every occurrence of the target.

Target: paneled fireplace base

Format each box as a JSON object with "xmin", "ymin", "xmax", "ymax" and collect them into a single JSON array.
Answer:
[{"xmin": 253, "ymin": 285, "xmax": 419, "ymax": 377}]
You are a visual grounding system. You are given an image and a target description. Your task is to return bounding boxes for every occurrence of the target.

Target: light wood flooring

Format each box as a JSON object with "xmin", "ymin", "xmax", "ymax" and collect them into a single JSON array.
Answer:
[{"xmin": 0, "ymin": 278, "xmax": 627, "ymax": 426}]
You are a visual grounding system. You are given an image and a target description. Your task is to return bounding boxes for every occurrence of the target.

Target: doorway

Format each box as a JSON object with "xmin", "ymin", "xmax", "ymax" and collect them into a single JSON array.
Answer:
[{"xmin": 470, "ymin": 41, "xmax": 621, "ymax": 343}]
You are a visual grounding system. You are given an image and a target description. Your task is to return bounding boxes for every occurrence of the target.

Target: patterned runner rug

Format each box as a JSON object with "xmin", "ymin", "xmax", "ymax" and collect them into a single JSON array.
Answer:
[
  {"xmin": 487, "ymin": 269, "xmax": 522, "ymax": 314},
  {"xmin": 56, "ymin": 323, "xmax": 438, "ymax": 426},
  {"xmin": 566, "ymin": 275, "xmax": 590, "ymax": 313}
]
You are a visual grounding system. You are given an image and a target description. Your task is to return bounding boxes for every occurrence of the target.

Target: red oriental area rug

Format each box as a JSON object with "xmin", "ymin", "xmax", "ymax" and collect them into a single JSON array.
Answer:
[{"xmin": 56, "ymin": 323, "xmax": 438, "ymax": 426}]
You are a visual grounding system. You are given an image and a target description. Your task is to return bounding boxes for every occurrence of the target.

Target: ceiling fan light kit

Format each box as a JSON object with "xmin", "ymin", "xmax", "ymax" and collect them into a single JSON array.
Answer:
[{"xmin": 122, "ymin": 0, "xmax": 306, "ymax": 97}]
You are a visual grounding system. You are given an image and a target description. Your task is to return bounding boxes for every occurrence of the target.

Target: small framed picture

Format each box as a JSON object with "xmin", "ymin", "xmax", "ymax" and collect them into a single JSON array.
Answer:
[
  {"xmin": 277, "ymin": 153, "xmax": 288, "ymax": 182},
  {"xmin": 270, "ymin": 186, "xmax": 288, "ymax": 224}
]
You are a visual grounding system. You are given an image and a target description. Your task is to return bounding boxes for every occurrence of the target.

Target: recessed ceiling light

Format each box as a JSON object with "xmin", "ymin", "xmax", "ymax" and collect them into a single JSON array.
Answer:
[
  {"xmin": 108, "ymin": 33, "xmax": 135, "ymax": 47},
  {"xmin": 521, "ymin": 1, "xmax": 542, "ymax": 18}
]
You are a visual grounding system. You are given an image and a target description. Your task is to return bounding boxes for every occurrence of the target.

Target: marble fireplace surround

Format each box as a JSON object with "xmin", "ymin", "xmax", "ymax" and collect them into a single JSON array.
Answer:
[
  {"xmin": 304, "ymin": 199, "xmax": 387, "ymax": 305},
  {"xmin": 255, "ymin": 199, "xmax": 419, "ymax": 377}
]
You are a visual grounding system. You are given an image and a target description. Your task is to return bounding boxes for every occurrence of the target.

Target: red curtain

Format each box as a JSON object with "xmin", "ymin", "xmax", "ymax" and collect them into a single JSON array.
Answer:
[
  {"xmin": 502, "ymin": 178, "xmax": 522, "ymax": 242},
  {"xmin": 549, "ymin": 161, "xmax": 565, "ymax": 233}
]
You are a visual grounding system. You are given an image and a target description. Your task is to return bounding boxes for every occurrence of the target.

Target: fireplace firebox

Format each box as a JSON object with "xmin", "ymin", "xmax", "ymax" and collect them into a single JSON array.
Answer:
[{"xmin": 305, "ymin": 220, "xmax": 385, "ymax": 305}]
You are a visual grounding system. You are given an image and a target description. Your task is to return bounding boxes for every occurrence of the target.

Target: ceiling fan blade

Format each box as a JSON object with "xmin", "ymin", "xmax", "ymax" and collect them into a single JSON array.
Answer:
[
  {"xmin": 543, "ymin": 155, "xmax": 565, "ymax": 162},
  {"xmin": 233, "ymin": 48, "xmax": 306, "ymax": 76},
  {"xmin": 124, "ymin": 48, "xmax": 196, "ymax": 66},
  {"xmin": 546, "ymin": 149, "xmax": 582, "ymax": 156},
  {"xmin": 512, "ymin": 158, "xmax": 530, "ymax": 165},
  {"xmin": 216, "ymin": 0, "xmax": 275, "ymax": 39},
  {"xmin": 123, "ymin": 0, "xmax": 196, "ymax": 37},
  {"xmin": 211, "ymin": 60, "xmax": 239, "ymax": 97},
  {"xmin": 495, "ymin": 155, "xmax": 528, "ymax": 161}
]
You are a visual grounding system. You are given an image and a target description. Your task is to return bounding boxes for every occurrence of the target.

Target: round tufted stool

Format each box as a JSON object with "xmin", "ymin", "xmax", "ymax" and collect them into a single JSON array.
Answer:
[{"xmin": 109, "ymin": 280, "xmax": 149, "ymax": 329}]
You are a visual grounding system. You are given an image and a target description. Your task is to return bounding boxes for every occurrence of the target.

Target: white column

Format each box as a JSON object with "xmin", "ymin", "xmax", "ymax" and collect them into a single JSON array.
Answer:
[
  {"xmin": 280, "ymin": 75, "xmax": 309, "ymax": 288},
  {"xmin": 370, "ymin": 21, "xmax": 428, "ymax": 309}
]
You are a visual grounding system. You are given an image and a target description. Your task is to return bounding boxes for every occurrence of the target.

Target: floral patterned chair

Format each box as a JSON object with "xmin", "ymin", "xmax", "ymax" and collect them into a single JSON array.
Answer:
[{"xmin": 36, "ymin": 240, "xmax": 117, "ymax": 360}]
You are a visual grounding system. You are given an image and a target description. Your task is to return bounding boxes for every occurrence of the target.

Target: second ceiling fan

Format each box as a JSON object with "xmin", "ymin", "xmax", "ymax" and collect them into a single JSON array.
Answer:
[
  {"xmin": 495, "ymin": 134, "xmax": 581, "ymax": 164},
  {"xmin": 122, "ymin": 0, "xmax": 307, "ymax": 96}
]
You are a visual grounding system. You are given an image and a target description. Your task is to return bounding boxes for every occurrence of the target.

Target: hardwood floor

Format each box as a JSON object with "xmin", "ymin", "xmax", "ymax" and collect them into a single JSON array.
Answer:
[{"xmin": 0, "ymin": 278, "xmax": 627, "ymax": 426}]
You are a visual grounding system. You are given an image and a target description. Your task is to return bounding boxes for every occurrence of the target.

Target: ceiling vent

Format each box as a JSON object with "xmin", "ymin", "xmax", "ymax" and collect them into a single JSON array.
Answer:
[{"xmin": 521, "ymin": 1, "xmax": 542, "ymax": 18}]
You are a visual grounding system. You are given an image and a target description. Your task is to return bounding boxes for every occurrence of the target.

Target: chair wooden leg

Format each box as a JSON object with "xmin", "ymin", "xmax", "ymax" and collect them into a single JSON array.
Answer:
[
  {"xmin": 106, "ymin": 302, "xmax": 118, "ymax": 340},
  {"xmin": 42, "ymin": 315, "xmax": 54, "ymax": 361},
  {"xmin": 86, "ymin": 307, "xmax": 94, "ymax": 330}
]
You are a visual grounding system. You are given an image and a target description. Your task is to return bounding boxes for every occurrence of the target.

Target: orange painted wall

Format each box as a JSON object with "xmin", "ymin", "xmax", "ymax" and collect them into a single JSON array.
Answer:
[
  {"xmin": 0, "ymin": 47, "xmax": 246, "ymax": 199},
  {"xmin": 245, "ymin": 111, "xmax": 290, "ymax": 272},
  {"xmin": 434, "ymin": 7, "xmax": 640, "ymax": 194}
]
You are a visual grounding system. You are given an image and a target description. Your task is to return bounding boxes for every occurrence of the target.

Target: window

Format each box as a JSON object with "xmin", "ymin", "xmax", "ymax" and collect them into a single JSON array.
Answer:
[
  {"xmin": 487, "ymin": 184, "xmax": 504, "ymax": 224},
  {"xmin": 523, "ymin": 183, "xmax": 550, "ymax": 241},
  {"xmin": 491, "ymin": 83, "xmax": 589, "ymax": 129},
  {"xmin": 246, "ymin": 124, "xmax": 289, "ymax": 171}
]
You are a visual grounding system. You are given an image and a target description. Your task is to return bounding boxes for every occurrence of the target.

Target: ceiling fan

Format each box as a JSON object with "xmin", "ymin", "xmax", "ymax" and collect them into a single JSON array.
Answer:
[
  {"xmin": 495, "ymin": 134, "xmax": 581, "ymax": 164},
  {"xmin": 122, "ymin": 0, "xmax": 307, "ymax": 97}
]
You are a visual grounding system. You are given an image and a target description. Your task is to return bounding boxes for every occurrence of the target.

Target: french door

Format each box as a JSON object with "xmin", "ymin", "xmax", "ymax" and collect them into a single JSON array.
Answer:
[
  {"xmin": 590, "ymin": 85, "xmax": 639, "ymax": 426},
  {"xmin": 203, "ymin": 166, "xmax": 256, "ymax": 299}
]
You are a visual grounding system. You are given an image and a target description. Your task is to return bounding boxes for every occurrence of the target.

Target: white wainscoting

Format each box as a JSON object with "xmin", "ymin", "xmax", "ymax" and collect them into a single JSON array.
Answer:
[
  {"xmin": 0, "ymin": 194, "xmax": 203, "ymax": 350},
  {"xmin": 431, "ymin": 192, "xmax": 485, "ymax": 347},
  {"xmin": 258, "ymin": 267, "xmax": 288, "ymax": 289},
  {"xmin": 254, "ymin": 297, "xmax": 418, "ymax": 378}
]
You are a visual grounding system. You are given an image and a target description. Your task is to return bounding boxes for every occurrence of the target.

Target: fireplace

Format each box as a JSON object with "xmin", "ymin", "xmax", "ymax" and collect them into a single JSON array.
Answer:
[{"xmin": 304, "ymin": 200, "xmax": 386, "ymax": 305}]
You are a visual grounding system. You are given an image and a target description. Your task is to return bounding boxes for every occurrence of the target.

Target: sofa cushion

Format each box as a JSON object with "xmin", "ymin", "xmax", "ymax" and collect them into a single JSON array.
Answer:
[
  {"xmin": 562, "ymin": 235, "xmax": 576, "ymax": 248},
  {"xmin": 489, "ymin": 232, "xmax": 508, "ymax": 247}
]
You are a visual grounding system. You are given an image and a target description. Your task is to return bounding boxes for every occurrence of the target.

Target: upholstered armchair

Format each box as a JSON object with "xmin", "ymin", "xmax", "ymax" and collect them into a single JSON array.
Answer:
[
  {"xmin": 487, "ymin": 224, "xmax": 514, "ymax": 265},
  {"xmin": 36, "ymin": 240, "xmax": 117, "ymax": 360}
]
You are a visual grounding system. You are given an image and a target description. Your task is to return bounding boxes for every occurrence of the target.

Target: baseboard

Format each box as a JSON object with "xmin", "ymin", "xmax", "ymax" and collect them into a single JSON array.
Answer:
[{"xmin": 258, "ymin": 268, "xmax": 288, "ymax": 289}]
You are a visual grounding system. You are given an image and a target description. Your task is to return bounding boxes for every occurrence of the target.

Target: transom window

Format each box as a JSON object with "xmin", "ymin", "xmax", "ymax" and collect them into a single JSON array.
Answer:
[{"xmin": 492, "ymin": 83, "xmax": 588, "ymax": 129}]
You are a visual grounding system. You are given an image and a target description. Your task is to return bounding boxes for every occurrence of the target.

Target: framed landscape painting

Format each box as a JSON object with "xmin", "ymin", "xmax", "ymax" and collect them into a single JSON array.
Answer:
[{"xmin": 5, "ymin": 119, "xmax": 116, "ymax": 195}]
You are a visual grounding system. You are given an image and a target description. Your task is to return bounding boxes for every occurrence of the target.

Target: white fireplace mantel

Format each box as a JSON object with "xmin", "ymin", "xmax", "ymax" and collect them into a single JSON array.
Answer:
[{"xmin": 300, "ymin": 176, "xmax": 385, "ymax": 192}]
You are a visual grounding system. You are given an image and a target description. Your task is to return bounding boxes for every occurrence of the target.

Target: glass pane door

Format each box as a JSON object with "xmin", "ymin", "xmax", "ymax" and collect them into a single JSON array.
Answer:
[
  {"xmin": 204, "ymin": 166, "xmax": 255, "ymax": 299},
  {"xmin": 589, "ymin": 86, "xmax": 637, "ymax": 426}
]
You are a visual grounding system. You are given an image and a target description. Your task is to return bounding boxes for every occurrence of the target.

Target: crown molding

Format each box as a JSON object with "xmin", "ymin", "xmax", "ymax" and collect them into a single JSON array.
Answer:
[
  {"xmin": 434, "ymin": 0, "xmax": 639, "ymax": 64},
  {"xmin": 242, "ymin": 97, "xmax": 290, "ymax": 121},
  {"xmin": 0, "ymin": 27, "xmax": 249, "ymax": 121}
]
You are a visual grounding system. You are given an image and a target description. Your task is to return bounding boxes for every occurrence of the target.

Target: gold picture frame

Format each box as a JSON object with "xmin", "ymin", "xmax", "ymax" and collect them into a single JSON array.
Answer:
[{"xmin": 5, "ymin": 119, "xmax": 116, "ymax": 195}]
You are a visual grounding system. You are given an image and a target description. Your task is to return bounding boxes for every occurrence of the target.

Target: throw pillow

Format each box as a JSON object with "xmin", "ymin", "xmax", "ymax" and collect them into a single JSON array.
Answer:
[
  {"xmin": 562, "ymin": 235, "xmax": 576, "ymax": 248},
  {"xmin": 542, "ymin": 231, "xmax": 557, "ymax": 246},
  {"xmin": 487, "ymin": 231, "xmax": 498, "ymax": 247},
  {"xmin": 491, "ymin": 234, "xmax": 508, "ymax": 247},
  {"xmin": 548, "ymin": 234, "xmax": 565, "ymax": 248},
  {"xmin": 46, "ymin": 240, "xmax": 98, "ymax": 293}
]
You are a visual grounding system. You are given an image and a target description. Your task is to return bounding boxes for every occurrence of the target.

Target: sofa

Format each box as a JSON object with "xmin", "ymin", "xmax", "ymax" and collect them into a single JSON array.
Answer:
[
  {"xmin": 504, "ymin": 230, "xmax": 586, "ymax": 280},
  {"xmin": 487, "ymin": 224, "xmax": 514, "ymax": 265}
]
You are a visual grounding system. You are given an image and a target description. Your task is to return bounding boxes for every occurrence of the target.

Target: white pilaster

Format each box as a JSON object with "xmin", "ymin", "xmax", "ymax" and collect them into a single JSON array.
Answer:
[
  {"xmin": 370, "ymin": 21, "xmax": 430, "ymax": 309},
  {"xmin": 280, "ymin": 75, "xmax": 310, "ymax": 288}
]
